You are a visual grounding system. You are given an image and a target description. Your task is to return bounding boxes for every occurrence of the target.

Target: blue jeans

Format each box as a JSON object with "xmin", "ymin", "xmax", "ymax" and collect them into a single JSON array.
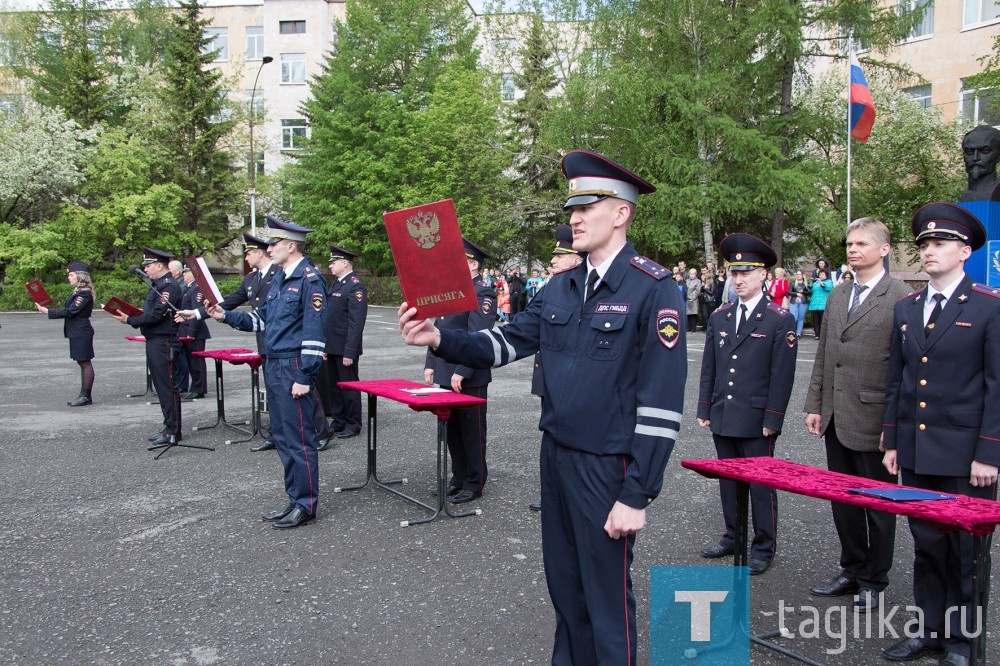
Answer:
[{"xmin": 790, "ymin": 301, "xmax": 807, "ymax": 336}]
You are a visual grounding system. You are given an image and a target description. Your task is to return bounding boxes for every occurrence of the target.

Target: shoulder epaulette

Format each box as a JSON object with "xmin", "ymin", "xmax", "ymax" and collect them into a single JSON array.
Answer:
[
  {"xmin": 972, "ymin": 283, "xmax": 1000, "ymax": 299},
  {"xmin": 550, "ymin": 264, "xmax": 576, "ymax": 276},
  {"xmin": 302, "ymin": 266, "xmax": 322, "ymax": 282},
  {"xmin": 630, "ymin": 255, "xmax": 668, "ymax": 280},
  {"xmin": 898, "ymin": 290, "xmax": 921, "ymax": 303},
  {"xmin": 718, "ymin": 301, "xmax": 735, "ymax": 312},
  {"xmin": 349, "ymin": 275, "xmax": 360, "ymax": 285},
  {"xmin": 766, "ymin": 301, "xmax": 789, "ymax": 317}
]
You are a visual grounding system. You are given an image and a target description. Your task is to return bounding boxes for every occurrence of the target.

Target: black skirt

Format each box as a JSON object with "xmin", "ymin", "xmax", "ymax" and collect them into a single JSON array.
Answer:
[{"xmin": 69, "ymin": 336, "xmax": 95, "ymax": 361}]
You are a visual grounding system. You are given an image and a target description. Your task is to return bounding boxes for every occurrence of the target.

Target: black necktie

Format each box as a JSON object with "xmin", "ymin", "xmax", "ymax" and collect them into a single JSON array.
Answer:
[
  {"xmin": 737, "ymin": 304, "xmax": 748, "ymax": 336},
  {"xmin": 848, "ymin": 283, "xmax": 868, "ymax": 319},
  {"xmin": 925, "ymin": 293, "xmax": 945, "ymax": 338},
  {"xmin": 585, "ymin": 269, "xmax": 599, "ymax": 300}
]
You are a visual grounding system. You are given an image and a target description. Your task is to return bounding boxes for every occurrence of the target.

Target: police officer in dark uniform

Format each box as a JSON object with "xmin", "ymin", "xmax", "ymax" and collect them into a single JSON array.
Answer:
[
  {"xmin": 37, "ymin": 260, "xmax": 96, "ymax": 406},
  {"xmin": 317, "ymin": 245, "xmax": 368, "ymax": 445},
  {"xmin": 208, "ymin": 217, "xmax": 326, "ymax": 529},
  {"xmin": 400, "ymin": 150, "xmax": 686, "ymax": 666},
  {"xmin": 882, "ymin": 203, "xmax": 1000, "ymax": 665},
  {"xmin": 178, "ymin": 231, "xmax": 282, "ymax": 451},
  {"xmin": 179, "ymin": 266, "xmax": 210, "ymax": 400},
  {"xmin": 423, "ymin": 238, "xmax": 495, "ymax": 504},
  {"xmin": 113, "ymin": 247, "xmax": 183, "ymax": 445},
  {"xmin": 696, "ymin": 234, "xmax": 797, "ymax": 576}
]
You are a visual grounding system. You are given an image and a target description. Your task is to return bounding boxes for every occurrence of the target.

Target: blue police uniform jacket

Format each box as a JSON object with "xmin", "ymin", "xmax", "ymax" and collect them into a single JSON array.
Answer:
[
  {"xmin": 883, "ymin": 276, "xmax": 1000, "ymax": 476},
  {"xmin": 224, "ymin": 259, "xmax": 326, "ymax": 385},
  {"xmin": 48, "ymin": 289, "xmax": 94, "ymax": 339},
  {"xmin": 128, "ymin": 274, "xmax": 182, "ymax": 337},
  {"xmin": 697, "ymin": 299, "xmax": 797, "ymax": 437},
  {"xmin": 324, "ymin": 271, "xmax": 368, "ymax": 361},
  {"xmin": 433, "ymin": 243, "xmax": 686, "ymax": 509},
  {"xmin": 425, "ymin": 275, "xmax": 495, "ymax": 388}
]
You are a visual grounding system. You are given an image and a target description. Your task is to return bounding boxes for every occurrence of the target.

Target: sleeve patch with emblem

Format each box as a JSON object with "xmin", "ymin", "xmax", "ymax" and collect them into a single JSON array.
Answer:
[
  {"xmin": 482, "ymin": 298, "xmax": 494, "ymax": 314},
  {"xmin": 311, "ymin": 293, "xmax": 324, "ymax": 311},
  {"xmin": 355, "ymin": 291, "xmax": 364, "ymax": 301},
  {"xmin": 785, "ymin": 330, "xmax": 797, "ymax": 348},
  {"xmin": 656, "ymin": 307, "xmax": 680, "ymax": 348}
]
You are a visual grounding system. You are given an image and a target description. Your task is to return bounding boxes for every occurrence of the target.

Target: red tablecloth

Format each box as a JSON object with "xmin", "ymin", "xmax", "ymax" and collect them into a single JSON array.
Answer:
[
  {"xmin": 682, "ymin": 457, "xmax": 1000, "ymax": 536},
  {"xmin": 125, "ymin": 335, "xmax": 194, "ymax": 343},
  {"xmin": 339, "ymin": 378, "xmax": 487, "ymax": 420},
  {"xmin": 193, "ymin": 347, "xmax": 262, "ymax": 370}
]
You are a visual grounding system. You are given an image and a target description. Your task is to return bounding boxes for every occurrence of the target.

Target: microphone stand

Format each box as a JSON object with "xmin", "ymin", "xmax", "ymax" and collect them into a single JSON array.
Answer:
[{"xmin": 132, "ymin": 267, "xmax": 214, "ymax": 460}]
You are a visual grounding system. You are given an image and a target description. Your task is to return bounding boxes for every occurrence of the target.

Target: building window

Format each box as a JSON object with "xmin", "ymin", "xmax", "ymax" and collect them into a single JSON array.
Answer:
[
  {"xmin": 280, "ymin": 53, "xmax": 305, "ymax": 84},
  {"xmin": 247, "ymin": 150, "xmax": 264, "ymax": 177},
  {"xmin": 245, "ymin": 89, "xmax": 265, "ymax": 115},
  {"xmin": 500, "ymin": 73, "xmax": 516, "ymax": 102},
  {"xmin": 279, "ymin": 20, "xmax": 306, "ymax": 35},
  {"xmin": 281, "ymin": 119, "xmax": 307, "ymax": 149},
  {"xmin": 964, "ymin": 0, "xmax": 1000, "ymax": 27},
  {"xmin": 494, "ymin": 37, "xmax": 516, "ymax": 52},
  {"xmin": 899, "ymin": 1, "xmax": 934, "ymax": 39},
  {"xmin": 203, "ymin": 28, "xmax": 228, "ymax": 61},
  {"xmin": 961, "ymin": 85, "xmax": 1000, "ymax": 126},
  {"xmin": 246, "ymin": 26, "xmax": 263, "ymax": 60},
  {"xmin": 40, "ymin": 30, "xmax": 61, "ymax": 49},
  {"xmin": 904, "ymin": 84, "xmax": 932, "ymax": 109},
  {"xmin": 331, "ymin": 22, "xmax": 339, "ymax": 50}
]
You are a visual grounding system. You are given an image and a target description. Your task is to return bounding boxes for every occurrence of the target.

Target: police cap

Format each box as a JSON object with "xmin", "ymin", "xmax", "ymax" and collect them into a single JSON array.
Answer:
[
  {"xmin": 265, "ymin": 215, "xmax": 313, "ymax": 244},
  {"xmin": 560, "ymin": 150, "xmax": 656, "ymax": 209},
  {"xmin": 719, "ymin": 234, "xmax": 777, "ymax": 271},
  {"xmin": 328, "ymin": 245, "xmax": 359, "ymax": 262},
  {"xmin": 141, "ymin": 247, "xmax": 174, "ymax": 266},
  {"xmin": 463, "ymin": 237, "xmax": 490, "ymax": 264},
  {"xmin": 242, "ymin": 231, "xmax": 270, "ymax": 253},
  {"xmin": 911, "ymin": 202, "xmax": 986, "ymax": 251},
  {"xmin": 552, "ymin": 224, "xmax": 577, "ymax": 255},
  {"xmin": 67, "ymin": 261, "xmax": 91, "ymax": 273}
]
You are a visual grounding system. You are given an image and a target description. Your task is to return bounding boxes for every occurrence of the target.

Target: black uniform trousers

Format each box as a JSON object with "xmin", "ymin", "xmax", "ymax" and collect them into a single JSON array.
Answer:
[
  {"xmin": 444, "ymin": 384, "xmax": 488, "ymax": 493},
  {"xmin": 824, "ymin": 419, "xmax": 896, "ymax": 590},
  {"xmin": 147, "ymin": 335, "xmax": 181, "ymax": 437},
  {"xmin": 901, "ymin": 468, "xmax": 995, "ymax": 657},
  {"xmin": 541, "ymin": 434, "xmax": 637, "ymax": 666},
  {"xmin": 324, "ymin": 356, "xmax": 362, "ymax": 434},
  {"xmin": 713, "ymin": 433, "xmax": 777, "ymax": 562},
  {"xmin": 173, "ymin": 342, "xmax": 190, "ymax": 394},
  {"xmin": 265, "ymin": 357, "xmax": 320, "ymax": 515},
  {"xmin": 183, "ymin": 339, "xmax": 208, "ymax": 396}
]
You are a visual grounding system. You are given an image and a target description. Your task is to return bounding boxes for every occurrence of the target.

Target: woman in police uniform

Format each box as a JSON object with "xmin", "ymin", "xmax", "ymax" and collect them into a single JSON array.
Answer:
[{"xmin": 36, "ymin": 261, "xmax": 96, "ymax": 406}]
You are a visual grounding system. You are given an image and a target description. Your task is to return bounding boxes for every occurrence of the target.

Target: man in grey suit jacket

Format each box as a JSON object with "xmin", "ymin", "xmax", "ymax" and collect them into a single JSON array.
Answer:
[{"xmin": 804, "ymin": 217, "xmax": 911, "ymax": 612}]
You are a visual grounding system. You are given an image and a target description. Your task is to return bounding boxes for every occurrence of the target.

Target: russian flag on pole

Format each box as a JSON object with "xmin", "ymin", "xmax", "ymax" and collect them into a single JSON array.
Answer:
[{"xmin": 849, "ymin": 53, "xmax": 876, "ymax": 144}]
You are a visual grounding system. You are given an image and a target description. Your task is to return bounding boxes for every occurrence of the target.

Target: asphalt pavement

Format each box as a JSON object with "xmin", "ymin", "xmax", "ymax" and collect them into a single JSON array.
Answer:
[{"xmin": 0, "ymin": 306, "xmax": 995, "ymax": 665}]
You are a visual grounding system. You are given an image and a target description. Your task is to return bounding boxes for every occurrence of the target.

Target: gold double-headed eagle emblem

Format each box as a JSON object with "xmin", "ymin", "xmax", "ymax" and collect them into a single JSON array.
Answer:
[{"xmin": 406, "ymin": 210, "xmax": 441, "ymax": 250}]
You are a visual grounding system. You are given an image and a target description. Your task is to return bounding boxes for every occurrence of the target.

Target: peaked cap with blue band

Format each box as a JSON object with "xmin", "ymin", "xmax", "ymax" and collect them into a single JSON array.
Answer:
[
  {"xmin": 242, "ymin": 231, "xmax": 270, "ymax": 253},
  {"xmin": 911, "ymin": 202, "xmax": 986, "ymax": 251},
  {"xmin": 719, "ymin": 233, "xmax": 776, "ymax": 271},
  {"xmin": 560, "ymin": 150, "xmax": 656, "ymax": 209},
  {"xmin": 265, "ymin": 215, "xmax": 313, "ymax": 244}
]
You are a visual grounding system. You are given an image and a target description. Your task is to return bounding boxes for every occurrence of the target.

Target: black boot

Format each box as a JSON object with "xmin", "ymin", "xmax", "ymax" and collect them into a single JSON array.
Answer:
[{"xmin": 68, "ymin": 391, "xmax": 92, "ymax": 407}]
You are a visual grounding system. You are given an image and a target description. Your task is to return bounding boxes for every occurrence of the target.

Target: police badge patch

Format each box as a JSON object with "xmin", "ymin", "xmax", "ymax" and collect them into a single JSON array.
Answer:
[
  {"xmin": 785, "ymin": 330, "xmax": 797, "ymax": 348},
  {"xmin": 311, "ymin": 293, "xmax": 323, "ymax": 311},
  {"xmin": 355, "ymin": 291, "xmax": 364, "ymax": 301},
  {"xmin": 482, "ymin": 298, "xmax": 493, "ymax": 314},
  {"xmin": 656, "ymin": 308, "xmax": 680, "ymax": 348}
]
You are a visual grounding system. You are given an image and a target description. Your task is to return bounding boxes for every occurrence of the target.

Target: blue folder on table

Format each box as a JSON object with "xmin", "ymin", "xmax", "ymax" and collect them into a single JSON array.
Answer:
[{"xmin": 847, "ymin": 488, "xmax": 956, "ymax": 502}]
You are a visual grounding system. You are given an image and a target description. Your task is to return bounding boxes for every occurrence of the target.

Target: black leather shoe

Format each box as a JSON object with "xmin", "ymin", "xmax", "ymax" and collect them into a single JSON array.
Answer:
[
  {"xmin": 315, "ymin": 438, "xmax": 331, "ymax": 452},
  {"xmin": 529, "ymin": 502, "xmax": 542, "ymax": 512},
  {"xmin": 335, "ymin": 428, "xmax": 361, "ymax": 440},
  {"xmin": 450, "ymin": 490, "xmax": 482, "ymax": 504},
  {"xmin": 854, "ymin": 587, "xmax": 880, "ymax": 613},
  {"xmin": 148, "ymin": 433, "xmax": 176, "ymax": 446},
  {"xmin": 883, "ymin": 637, "xmax": 942, "ymax": 662},
  {"xmin": 68, "ymin": 394, "xmax": 92, "ymax": 407},
  {"xmin": 701, "ymin": 543, "xmax": 735, "ymax": 559},
  {"xmin": 938, "ymin": 653, "xmax": 970, "ymax": 666},
  {"xmin": 272, "ymin": 507, "xmax": 315, "ymax": 529},
  {"xmin": 261, "ymin": 504, "xmax": 295, "ymax": 522},
  {"xmin": 447, "ymin": 484, "xmax": 462, "ymax": 497},
  {"xmin": 251, "ymin": 440, "xmax": 276, "ymax": 452},
  {"xmin": 148, "ymin": 431, "xmax": 167, "ymax": 442},
  {"xmin": 810, "ymin": 574, "xmax": 859, "ymax": 597},
  {"xmin": 748, "ymin": 558, "xmax": 771, "ymax": 575}
]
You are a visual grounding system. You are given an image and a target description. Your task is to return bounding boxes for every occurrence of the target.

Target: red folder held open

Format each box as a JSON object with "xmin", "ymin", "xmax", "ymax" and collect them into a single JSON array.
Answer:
[
  {"xmin": 24, "ymin": 280, "xmax": 54, "ymax": 307},
  {"xmin": 384, "ymin": 199, "xmax": 479, "ymax": 319}
]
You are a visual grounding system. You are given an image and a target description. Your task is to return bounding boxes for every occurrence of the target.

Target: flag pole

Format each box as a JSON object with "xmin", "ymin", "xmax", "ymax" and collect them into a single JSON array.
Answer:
[{"xmin": 846, "ymin": 39, "xmax": 853, "ymax": 227}]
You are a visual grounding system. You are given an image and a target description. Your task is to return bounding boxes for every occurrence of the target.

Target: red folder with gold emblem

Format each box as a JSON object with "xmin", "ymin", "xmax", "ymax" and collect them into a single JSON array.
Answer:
[
  {"xmin": 384, "ymin": 199, "xmax": 479, "ymax": 319},
  {"xmin": 101, "ymin": 297, "xmax": 143, "ymax": 317},
  {"xmin": 185, "ymin": 256, "xmax": 224, "ymax": 306},
  {"xmin": 24, "ymin": 279, "xmax": 54, "ymax": 307}
]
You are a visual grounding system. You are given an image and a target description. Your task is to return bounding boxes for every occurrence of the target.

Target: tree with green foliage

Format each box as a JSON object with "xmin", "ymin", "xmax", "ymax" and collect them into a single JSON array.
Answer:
[
  {"xmin": 0, "ymin": 0, "xmax": 173, "ymax": 129},
  {"xmin": 151, "ymin": 0, "xmax": 239, "ymax": 249},
  {"xmin": 287, "ymin": 0, "xmax": 512, "ymax": 273}
]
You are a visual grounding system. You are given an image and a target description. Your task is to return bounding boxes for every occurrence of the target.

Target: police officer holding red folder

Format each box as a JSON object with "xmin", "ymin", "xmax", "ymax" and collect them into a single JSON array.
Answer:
[{"xmin": 399, "ymin": 150, "xmax": 686, "ymax": 666}]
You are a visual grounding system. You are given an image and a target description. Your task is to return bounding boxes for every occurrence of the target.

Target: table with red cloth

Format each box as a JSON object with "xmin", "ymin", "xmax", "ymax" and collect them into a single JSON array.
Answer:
[
  {"xmin": 682, "ymin": 456, "xmax": 1000, "ymax": 665},
  {"xmin": 191, "ymin": 347, "xmax": 263, "ymax": 444},
  {"xmin": 125, "ymin": 334, "xmax": 193, "ymax": 399},
  {"xmin": 336, "ymin": 378, "xmax": 488, "ymax": 527}
]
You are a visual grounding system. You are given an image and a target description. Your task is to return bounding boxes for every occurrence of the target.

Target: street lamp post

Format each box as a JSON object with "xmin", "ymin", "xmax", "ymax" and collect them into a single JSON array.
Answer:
[{"xmin": 249, "ymin": 55, "xmax": 273, "ymax": 237}]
